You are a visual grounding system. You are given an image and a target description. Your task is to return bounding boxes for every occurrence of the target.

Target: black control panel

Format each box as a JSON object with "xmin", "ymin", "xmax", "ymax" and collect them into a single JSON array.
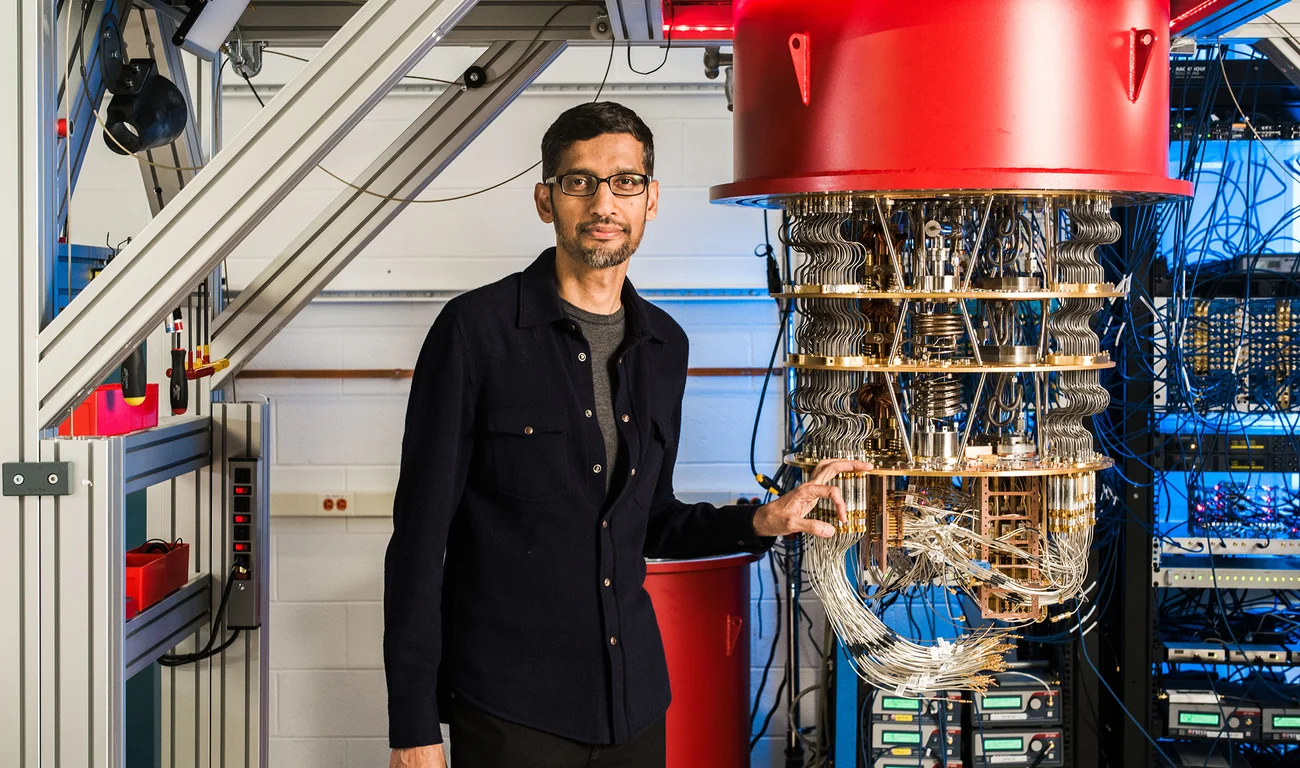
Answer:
[{"xmin": 228, "ymin": 458, "xmax": 264, "ymax": 630}]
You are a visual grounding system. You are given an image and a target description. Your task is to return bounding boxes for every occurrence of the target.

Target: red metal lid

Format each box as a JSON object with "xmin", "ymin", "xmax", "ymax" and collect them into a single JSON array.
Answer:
[{"xmin": 712, "ymin": 0, "xmax": 1192, "ymax": 205}]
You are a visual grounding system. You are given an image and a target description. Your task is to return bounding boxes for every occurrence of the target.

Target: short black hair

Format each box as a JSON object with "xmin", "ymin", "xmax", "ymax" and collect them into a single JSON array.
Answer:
[{"xmin": 540, "ymin": 101, "xmax": 655, "ymax": 181}]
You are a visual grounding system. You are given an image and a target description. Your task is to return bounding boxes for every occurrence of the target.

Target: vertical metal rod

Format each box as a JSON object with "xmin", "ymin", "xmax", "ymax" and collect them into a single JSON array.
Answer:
[
  {"xmin": 957, "ymin": 299, "xmax": 983, "ymax": 366},
  {"xmin": 1038, "ymin": 299, "xmax": 1051, "ymax": 358},
  {"xmin": 1034, "ymin": 371, "xmax": 1047, "ymax": 458},
  {"xmin": 884, "ymin": 372, "xmax": 914, "ymax": 464},
  {"xmin": 960, "ymin": 195, "xmax": 996, "ymax": 292},
  {"xmin": 873, "ymin": 197, "xmax": 906, "ymax": 290},
  {"xmin": 783, "ymin": 211, "xmax": 798, "ymax": 455},
  {"xmin": 1045, "ymin": 201, "xmax": 1057, "ymax": 285},
  {"xmin": 889, "ymin": 299, "xmax": 910, "ymax": 362},
  {"xmin": 960, "ymin": 372, "xmax": 988, "ymax": 456},
  {"xmin": 784, "ymin": 536, "xmax": 803, "ymax": 767},
  {"xmin": 208, "ymin": 56, "xmax": 230, "ymax": 404}
]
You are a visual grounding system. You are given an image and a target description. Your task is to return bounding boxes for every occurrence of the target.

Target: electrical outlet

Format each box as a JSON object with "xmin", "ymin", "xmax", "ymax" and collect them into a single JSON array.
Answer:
[{"xmin": 317, "ymin": 493, "xmax": 354, "ymax": 515}]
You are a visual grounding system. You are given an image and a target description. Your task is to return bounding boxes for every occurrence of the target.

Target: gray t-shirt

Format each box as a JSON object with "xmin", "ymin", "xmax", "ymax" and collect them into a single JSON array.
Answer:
[{"xmin": 561, "ymin": 298, "xmax": 626, "ymax": 495}]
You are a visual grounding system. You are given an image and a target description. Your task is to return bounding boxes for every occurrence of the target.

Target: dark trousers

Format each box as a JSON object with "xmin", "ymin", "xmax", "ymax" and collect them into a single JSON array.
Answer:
[{"xmin": 449, "ymin": 697, "xmax": 666, "ymax": 768}]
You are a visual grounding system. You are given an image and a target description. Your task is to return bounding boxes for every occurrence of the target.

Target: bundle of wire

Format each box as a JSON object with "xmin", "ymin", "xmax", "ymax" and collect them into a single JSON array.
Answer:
[{"xmin": 802, "ymin": 497, "xmax": 1015, "ymax": 695}]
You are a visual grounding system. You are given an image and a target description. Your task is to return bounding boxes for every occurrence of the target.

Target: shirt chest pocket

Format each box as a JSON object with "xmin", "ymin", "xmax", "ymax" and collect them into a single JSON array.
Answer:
[
  {"xmin": 483, "ymin": 405, "xmax": 570, "ymax": 500},
  {"xmin": 633, "ymin": 415, "xmax": 673, "ymax": 508}
]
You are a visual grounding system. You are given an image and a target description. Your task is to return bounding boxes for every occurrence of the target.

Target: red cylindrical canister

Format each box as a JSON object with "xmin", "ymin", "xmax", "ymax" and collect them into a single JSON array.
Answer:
[
  {"xmin": 712, "ymin": 0, "xmax": 1192, "ymax": 204},
  {"xmin": 645, "ymin": 553, "xmax": 758, "ymax": 768}
]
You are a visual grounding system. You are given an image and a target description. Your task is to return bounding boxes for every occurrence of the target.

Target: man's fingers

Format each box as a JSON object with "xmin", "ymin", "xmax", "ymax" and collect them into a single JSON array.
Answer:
[
  {"xmin": 795, "ymin": 482, "xmax": 837, "ymax": 505},
  {"xmin": 791, "ymin": 516, "xmax": 836, "ymax": 538},
  {"xmin": 828, "ymin": 485, "xmax": 848, "ymax": 522},
  {"xmin": 782, "ymin": 483, "xmax": 845, "ymax": 528},
  {"xmin": 810, "ymin": 457, "xmax": 875, "ymax": 486}
]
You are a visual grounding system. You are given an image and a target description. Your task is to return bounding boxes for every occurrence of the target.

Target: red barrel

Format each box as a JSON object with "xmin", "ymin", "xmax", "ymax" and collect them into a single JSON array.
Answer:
[
  {"xmin": 645, "ymin": 553, "xmax": 758, "ymax": 768},
  {"xmin": 711, "ymin": 0, "xmax": 1192, "ymax": 203}
]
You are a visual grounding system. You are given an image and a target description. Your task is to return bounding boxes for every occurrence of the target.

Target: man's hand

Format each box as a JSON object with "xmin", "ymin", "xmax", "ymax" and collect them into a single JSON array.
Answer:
[
  {"xmin": 390, "ymin": 745, "xmax": 445, "ymax": 768},
  {"xmin": 752, "ymin": 458, "xmax": 873, "ymax": 538}
]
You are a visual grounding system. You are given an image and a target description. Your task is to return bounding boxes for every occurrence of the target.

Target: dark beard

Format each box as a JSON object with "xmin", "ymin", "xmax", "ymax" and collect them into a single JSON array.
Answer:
[{"xmin": 555, "ymin": 217, "xmax": 642, "ymax": 269}]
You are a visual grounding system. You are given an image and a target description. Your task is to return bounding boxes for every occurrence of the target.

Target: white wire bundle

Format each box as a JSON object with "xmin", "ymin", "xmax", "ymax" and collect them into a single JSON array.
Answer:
[
  {"xmin": 804, "ymin": 520, "xmax": 1012, "ymax": 695},
  {"xmin": 803, "ymin": 475, "xmax": 1095, "ymax": 696}
]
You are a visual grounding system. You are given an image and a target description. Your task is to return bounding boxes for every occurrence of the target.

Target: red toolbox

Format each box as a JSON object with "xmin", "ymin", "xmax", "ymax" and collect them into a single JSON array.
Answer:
[
  {"xmin": 125, "ymin": 542, "xmax": 190, "ymax": 616},
  {"xmin": 58, "ymin": 383, "xmax": 159, "ymax": 437}
]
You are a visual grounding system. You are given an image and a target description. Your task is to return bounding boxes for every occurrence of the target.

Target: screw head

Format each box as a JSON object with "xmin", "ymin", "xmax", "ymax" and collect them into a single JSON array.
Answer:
[
  {"xmin": 47, "ymin": 473, "xmax": 59, "ymax": 485},
  {"xmin": 12, "ymin": 474, "xmax": 24, "ymax": 485}
]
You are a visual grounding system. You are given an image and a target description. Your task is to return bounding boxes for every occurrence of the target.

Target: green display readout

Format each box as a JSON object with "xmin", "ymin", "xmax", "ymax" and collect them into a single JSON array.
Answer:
[
  {"xmin": 881, "ymin": 697, "xmax": 921, "ymax": 711},
  {"xmin": 1179, "ymin": 712, "xmax": 1221, "ymax": 726},
  {"xmin": 1274, "ymin": 715, "xmax": 1300, "ymax": 729},
  {"xmin": 983, "ymin": 737, "xmax": 1024, "ymax": 752},
  {"xmin": 881, "ymin": 731, "xmax": 923, "ymax": 745},
  {"xmin": 981, "ymin": 695, "xmax": 1024, "ymax": 709}
]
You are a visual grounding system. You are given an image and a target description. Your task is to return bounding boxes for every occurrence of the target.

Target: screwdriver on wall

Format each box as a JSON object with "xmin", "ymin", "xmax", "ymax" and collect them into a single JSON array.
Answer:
[
  {"xmin": 167, "ymin": 308, "xmax": 188, "ymax": 415},
  {"xmin": 98, "ymin": 239, "xmax": 147, "ymax": 407},
  {"xmin": 120, "ymin": 344, "xmax": 147, "ymax": 406}
]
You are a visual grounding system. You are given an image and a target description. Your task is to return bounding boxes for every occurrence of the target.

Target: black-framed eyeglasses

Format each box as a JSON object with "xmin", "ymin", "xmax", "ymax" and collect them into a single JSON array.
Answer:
[{"xmin": 544, "ymin": 173, "xmax": 651, "ymax": 197}]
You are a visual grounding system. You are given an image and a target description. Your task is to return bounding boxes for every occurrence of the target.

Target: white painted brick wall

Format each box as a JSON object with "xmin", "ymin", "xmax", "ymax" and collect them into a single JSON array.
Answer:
[{"xmin": 70, "ymin": 44, "xmax": 828, "ymax": 767}]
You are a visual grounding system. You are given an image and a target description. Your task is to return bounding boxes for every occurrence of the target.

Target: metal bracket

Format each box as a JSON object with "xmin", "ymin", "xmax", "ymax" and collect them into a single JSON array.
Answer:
[
  {"xmin": 2, "ymin": 462, "xmax": 73, "ymax": 497},
  {"xmin": 1128, "ymin": 27, "xmax": 1155, "ymax": 103},
  {"xmin": 228, "ymin": 40, "xmax": 267, "ymax": 79}
]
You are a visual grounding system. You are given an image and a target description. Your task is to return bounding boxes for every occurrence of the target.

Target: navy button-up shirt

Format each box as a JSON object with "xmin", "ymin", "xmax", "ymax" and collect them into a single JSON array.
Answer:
[{"xmin": 384, "ymin": 248, "xmax": 773, "ymax": 748}]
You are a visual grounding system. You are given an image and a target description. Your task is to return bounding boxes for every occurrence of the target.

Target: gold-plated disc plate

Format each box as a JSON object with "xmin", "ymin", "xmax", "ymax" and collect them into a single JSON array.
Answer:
[
  {"xmin": 774, "ymin": 283, "xmax": 1122, "ymax": 300},
  {"xmin": 786, "ymin": 354, "xmax": 1114, "ymax": 373},
  {"xmin": 783, "ymin": 453, "xmax": 1114, "ymax": 477}
]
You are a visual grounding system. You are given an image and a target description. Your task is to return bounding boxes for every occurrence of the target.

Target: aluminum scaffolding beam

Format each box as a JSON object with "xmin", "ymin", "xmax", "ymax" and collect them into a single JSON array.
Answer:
[
  {"xmin": 606, "ymin": 0, "xmax": 665, "ymax": 41},
  {"xmin": 38, "ymin": 436, "xmax": 127, "ymax": 768},
  {"xmin": 237, "ymin": 0, "xmax": 603, "ymax": 47},
  {"xmin": 36, "ymin": 0, "xmax": 482, "ymax": 429},
  {"xmin": 210, "ymin": 38, "xmax": 564, "ymax": 387},
  {"xmin": 1, "ymin": 0, "xmax": 57, "ymax": 764}
]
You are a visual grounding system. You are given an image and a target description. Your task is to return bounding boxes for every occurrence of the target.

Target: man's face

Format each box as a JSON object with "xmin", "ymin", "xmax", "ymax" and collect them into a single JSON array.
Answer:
[{"xmin": 534, "ymin": 132, "xmax": 659, "ymax": 270}]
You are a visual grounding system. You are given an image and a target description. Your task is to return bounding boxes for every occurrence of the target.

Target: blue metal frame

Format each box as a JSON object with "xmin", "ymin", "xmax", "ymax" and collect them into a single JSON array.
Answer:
[{"xmin": 1175, "ymin": 0, "xmax": 1290, "ymax": 40}]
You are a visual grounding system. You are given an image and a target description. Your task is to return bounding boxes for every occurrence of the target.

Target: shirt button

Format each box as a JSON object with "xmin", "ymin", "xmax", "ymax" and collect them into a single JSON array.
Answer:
[
  {"xmin": 630, "ymin": 468, "xmax": 636, "ymax": 476},
  {"xmin": 569, "ymin": 323, "xmax": 576, "ymax": 331},
  {"xmin": 602, "ymin": 520, "xmax": 608, "ymax": 528},
  {"xmin": 609, "ymin": 636, "xmax": 617, "ymax": 646},
  {"xmin": 593, "ymin": 464, "xmax": 602, "ymax": 474},
  {"xmin": 604, "ymin": 578, "xmax": 611, "ymax": 587},
  {"xmin": 585, "ymin": 409, "xmax": 593, "ymax": 418},
  {"xmin": 578, "ymin": 352, "xmax": 587, "ymax": 362},
  {"xmin": 621, "ymin": 414, "xmax": 629, "ymax": 423},
  {"xmin": 524, "ymin": 426, "xmax": 533, "ymax": 435}
]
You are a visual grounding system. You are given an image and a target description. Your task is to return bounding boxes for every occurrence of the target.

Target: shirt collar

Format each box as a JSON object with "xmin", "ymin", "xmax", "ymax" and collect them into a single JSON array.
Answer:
[{"xmin": 518, "ymin": 247, "xmax": 665, "ymax": 343}]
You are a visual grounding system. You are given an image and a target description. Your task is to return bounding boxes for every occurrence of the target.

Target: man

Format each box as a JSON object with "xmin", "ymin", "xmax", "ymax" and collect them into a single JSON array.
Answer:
[{"xmin": 385, "ymin": 101, "xmax": 868, "ymax": 768}]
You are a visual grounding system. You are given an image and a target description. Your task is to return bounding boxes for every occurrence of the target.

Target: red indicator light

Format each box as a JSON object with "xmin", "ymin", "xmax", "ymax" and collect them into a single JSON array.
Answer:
[
  {"xmin": 234, "ymin": 486, "xmax": 250, "ymax": 495},
  {"xmin": 234, "ymin": 514, "xmax": 250, "ymax": 524},
  {"xmin": 234, "ymin": 543, "xmax": 249, "ymax": 552}
]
